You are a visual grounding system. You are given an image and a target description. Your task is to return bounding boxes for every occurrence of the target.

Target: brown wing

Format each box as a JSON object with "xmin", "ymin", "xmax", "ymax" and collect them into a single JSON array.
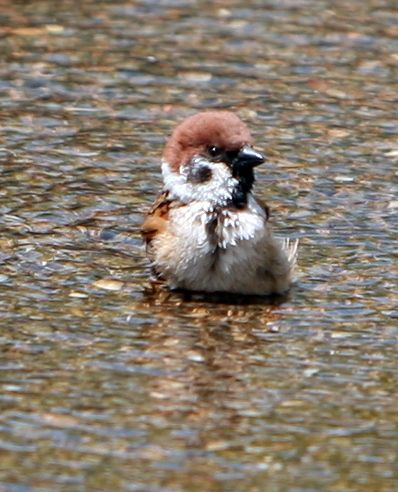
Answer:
[{"xmin": 140, "ymin": 191, "xmax": 171, "ymax": 252}]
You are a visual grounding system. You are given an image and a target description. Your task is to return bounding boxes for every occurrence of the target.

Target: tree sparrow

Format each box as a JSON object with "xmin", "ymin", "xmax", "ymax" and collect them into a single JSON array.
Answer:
[{"xmin": 141, "ymin": 111, "xmax": 297, "ymax": 295}]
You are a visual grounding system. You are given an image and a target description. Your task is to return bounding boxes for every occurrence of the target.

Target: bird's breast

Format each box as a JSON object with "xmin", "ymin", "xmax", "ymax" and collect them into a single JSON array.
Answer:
[{"xmin": 169, "ymin": 201, "xmax": 266, "ymax": 251}]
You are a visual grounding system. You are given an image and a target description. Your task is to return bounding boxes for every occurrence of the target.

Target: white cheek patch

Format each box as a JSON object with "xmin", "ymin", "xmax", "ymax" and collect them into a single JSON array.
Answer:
[{"xmin": 162, "ymin": 159, "xmax": 239, "ymax": 205}]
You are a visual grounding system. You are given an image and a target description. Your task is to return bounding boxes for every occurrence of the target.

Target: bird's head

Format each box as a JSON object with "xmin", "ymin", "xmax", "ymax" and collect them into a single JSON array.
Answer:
[{"xmin": 161, "ymin": 111, "xmax": 264, "ymax": 208}]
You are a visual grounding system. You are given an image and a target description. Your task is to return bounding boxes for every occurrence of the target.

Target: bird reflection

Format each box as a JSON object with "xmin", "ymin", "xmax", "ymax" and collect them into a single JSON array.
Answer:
[{"xmin": 136, "ymin": 288, "xmax": 289, "ymax": 448}]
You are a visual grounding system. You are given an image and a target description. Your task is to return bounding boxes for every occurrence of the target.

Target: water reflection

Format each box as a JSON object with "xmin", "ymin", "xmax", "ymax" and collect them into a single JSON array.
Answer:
[{"xmin": 142, "ymin": 292, "xmax": 281, "ymax": 419}]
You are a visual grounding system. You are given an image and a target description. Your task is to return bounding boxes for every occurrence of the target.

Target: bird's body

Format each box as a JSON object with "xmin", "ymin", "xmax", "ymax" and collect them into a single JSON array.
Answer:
[{"xmin": 141, "ymin": 111, "xmax": 297, "ymax": 295}]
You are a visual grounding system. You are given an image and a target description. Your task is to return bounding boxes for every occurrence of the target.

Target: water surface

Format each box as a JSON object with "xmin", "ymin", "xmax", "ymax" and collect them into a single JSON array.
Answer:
[{"xmin": 1, "ymin": 0, "xmax": 398, "ymax": 491}]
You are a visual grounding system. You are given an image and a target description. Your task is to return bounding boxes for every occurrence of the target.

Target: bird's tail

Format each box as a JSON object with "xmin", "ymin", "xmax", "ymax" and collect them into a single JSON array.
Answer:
[{"xmin": 282, "ymin": 237, "xmax": 299, "ymax": 273}]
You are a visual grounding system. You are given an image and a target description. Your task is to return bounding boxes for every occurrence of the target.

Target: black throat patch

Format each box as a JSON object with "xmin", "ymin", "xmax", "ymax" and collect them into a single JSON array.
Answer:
[{"xmin": 231, "ymin": 168, "xmax": 255, "ymax": 209}]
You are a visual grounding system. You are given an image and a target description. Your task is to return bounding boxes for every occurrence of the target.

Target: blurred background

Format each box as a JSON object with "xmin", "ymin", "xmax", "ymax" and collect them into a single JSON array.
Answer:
[{"xmin": 0, "ymin": 0, "xmax": 397, "ymax": 490}]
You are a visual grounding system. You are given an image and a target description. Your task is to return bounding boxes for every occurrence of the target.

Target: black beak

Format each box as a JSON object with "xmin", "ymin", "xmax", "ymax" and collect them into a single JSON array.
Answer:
[{"xmin": 232, "ymin": 145, "xmax": 265, "ymax": 170}]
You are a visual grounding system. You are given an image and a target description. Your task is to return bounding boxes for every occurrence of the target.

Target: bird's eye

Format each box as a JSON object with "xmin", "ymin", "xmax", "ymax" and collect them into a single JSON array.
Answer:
[{"xmin": 208, "ymin": 146, "xmax": 222, "ymax": 158}]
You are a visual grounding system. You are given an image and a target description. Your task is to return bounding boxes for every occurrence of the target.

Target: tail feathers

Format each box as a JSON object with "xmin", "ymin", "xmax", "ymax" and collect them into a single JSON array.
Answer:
[{"xmin": 282, "ymin": 238, "xmax": 299, "ymax": 272}]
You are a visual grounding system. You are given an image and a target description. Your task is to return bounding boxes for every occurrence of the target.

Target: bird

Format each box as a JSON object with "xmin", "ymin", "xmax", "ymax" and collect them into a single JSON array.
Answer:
[{"xmin": 140, "ymin": 110, "xmax": 297, "ymax": 295}]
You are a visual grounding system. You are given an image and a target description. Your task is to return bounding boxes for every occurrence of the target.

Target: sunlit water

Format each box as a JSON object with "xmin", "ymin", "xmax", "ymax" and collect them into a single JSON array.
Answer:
[{"xmin": 1, "ymin": 0, "xmax": 398, "ymax": 491}]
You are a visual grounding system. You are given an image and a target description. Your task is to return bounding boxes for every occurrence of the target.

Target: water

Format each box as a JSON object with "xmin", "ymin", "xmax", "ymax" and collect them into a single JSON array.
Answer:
[{"xmin": 1, "ymin": 0, "xmax": 397, "ymax": 490}]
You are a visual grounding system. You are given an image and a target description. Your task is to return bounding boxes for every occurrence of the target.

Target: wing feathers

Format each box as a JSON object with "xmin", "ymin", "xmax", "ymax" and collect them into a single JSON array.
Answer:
[{"xmin": 140, "ymin": 191, "xmax": 171, "ymax": 250}]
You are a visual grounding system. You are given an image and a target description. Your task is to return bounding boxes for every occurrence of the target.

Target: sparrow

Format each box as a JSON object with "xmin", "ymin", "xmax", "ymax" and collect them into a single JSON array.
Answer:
[{"xmin": 141, "ymin": 110, "xmax": 297, "ymax": 295}]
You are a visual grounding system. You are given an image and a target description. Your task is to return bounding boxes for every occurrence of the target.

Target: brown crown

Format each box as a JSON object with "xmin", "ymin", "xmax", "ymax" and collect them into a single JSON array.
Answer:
[{"xmin": 162, "ymin": 111, "xmax": 253, "ymax": 172}]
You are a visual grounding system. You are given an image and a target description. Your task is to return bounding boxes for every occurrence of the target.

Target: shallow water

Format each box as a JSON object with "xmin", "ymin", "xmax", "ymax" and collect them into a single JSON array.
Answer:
[{"xmin": 1, "ymin": 0, "xmax": 398, "ymax": 491}]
